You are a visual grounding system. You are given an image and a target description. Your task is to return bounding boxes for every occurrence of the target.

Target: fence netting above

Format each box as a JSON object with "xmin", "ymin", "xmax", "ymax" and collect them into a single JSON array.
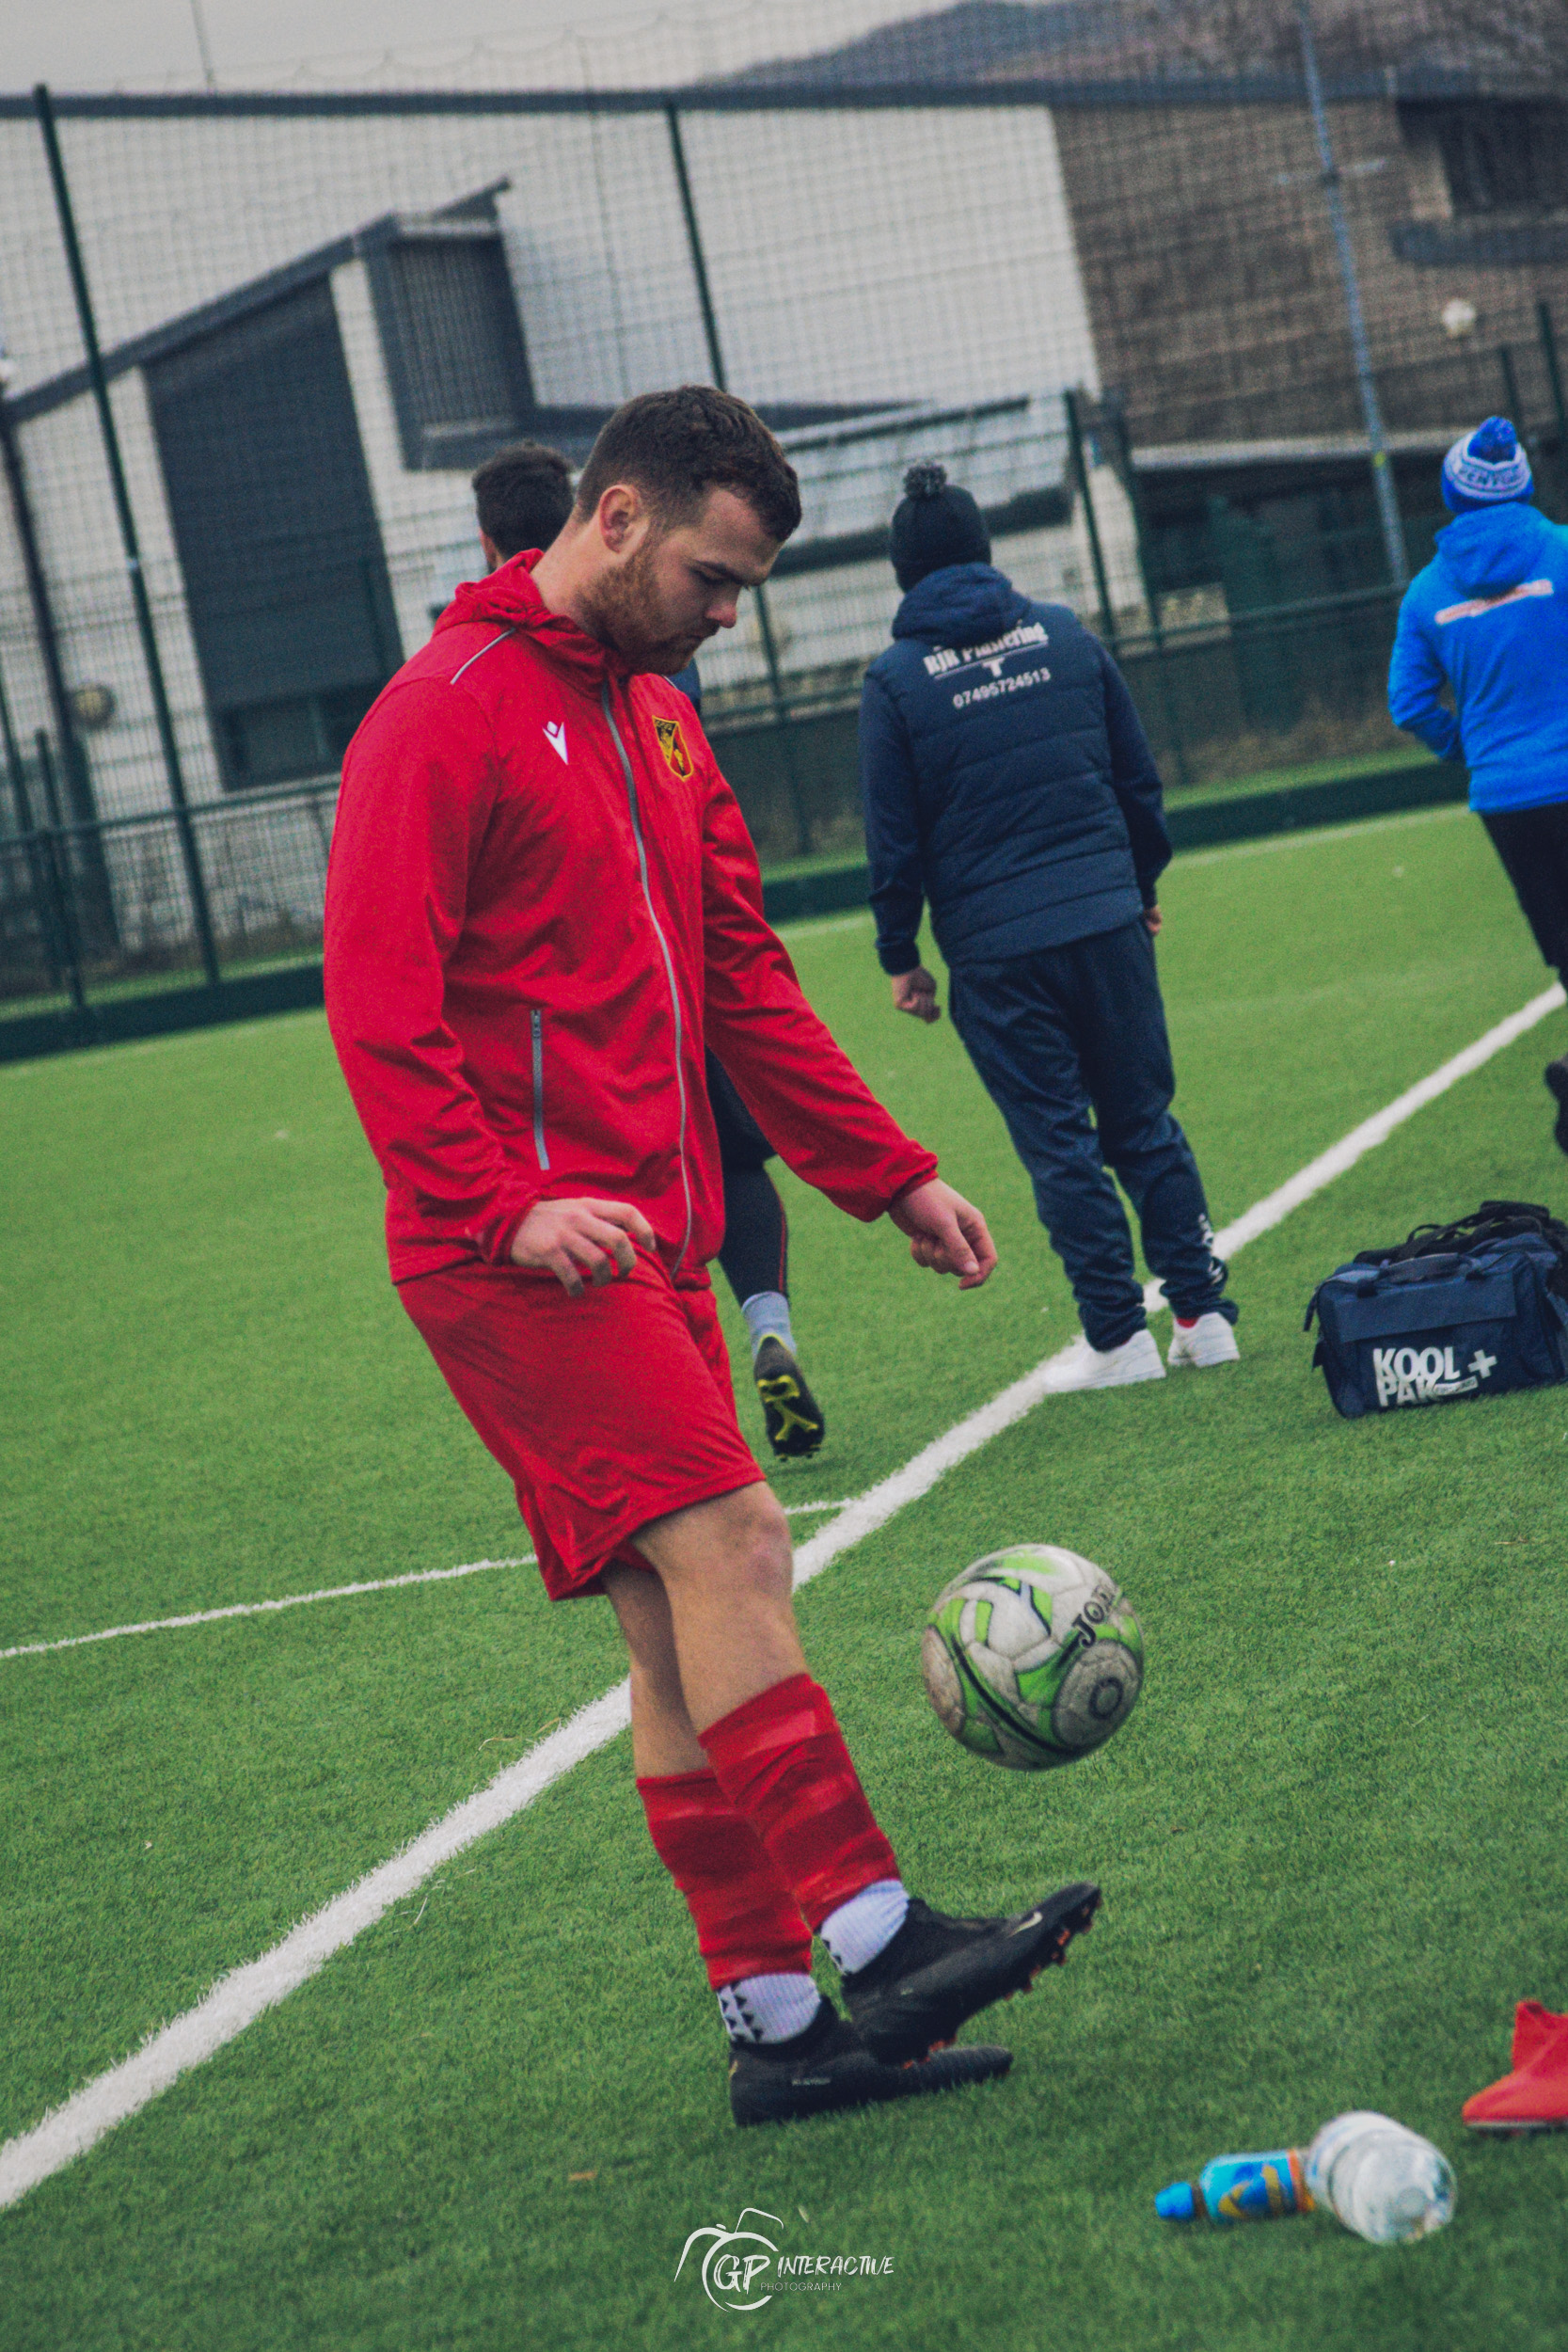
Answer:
[{"xmin": 1, "ymin": 0, "xmax": 1564, "ymax": 1022}]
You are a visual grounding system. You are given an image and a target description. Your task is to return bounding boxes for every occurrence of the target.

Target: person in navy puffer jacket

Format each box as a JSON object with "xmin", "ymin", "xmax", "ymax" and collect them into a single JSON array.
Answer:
[
  {"xmin": 859, "ymin": 463, "xmax": 1237, "ymax": 1385},
  {"xmin": 1388, "ymin": 417, "xmax": 1568, "ymax": 1152}
]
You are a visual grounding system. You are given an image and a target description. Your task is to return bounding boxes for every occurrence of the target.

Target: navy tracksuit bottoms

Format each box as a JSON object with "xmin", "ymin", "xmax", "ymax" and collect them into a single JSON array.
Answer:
[{"xmin": 948, "ymin": 918, "xmax": 1233, "ymax": 1353}]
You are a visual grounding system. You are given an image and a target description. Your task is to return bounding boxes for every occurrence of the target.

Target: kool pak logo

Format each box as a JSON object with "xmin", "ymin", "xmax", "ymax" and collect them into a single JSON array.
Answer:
[
  {"xmin": 674, "ymin": 2207, "xmax": 895, "ymax": 2312},
  {"xmin": 1372, "ymin": 1342, "xmax": 1497, "ymax": 1408}
]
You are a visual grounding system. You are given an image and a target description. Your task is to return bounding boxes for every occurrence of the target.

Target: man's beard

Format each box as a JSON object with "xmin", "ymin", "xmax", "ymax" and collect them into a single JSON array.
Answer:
[{"xmin": 578, "ymin": 539, "xmax": 711, "ymax": 674}]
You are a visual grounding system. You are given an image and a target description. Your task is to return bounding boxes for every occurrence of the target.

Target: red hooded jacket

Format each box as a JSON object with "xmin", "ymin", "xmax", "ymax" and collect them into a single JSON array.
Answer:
[{"xmin": 324, "ymin": 554, "xmax": 939, "ymax": 1284}]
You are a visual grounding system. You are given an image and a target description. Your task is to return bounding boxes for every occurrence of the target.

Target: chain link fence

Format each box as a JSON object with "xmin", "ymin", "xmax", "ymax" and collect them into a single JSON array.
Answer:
[{"xmin": 1, "ymin": 0, "xmax": 1565, "ymax": 1039}]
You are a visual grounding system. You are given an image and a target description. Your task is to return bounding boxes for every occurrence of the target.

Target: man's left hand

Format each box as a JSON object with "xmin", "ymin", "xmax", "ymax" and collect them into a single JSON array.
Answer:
[
  {"xmin": 1144, "ymin": 905, "xmax": 1163, "ymax": 936},
  {"xmin": 889, "ymin": 1179, "xmax": 997, "ymax": 1289},
  {"xmin": 891, "ymin": 967, "xmax": 941, "ymax": 1023}
]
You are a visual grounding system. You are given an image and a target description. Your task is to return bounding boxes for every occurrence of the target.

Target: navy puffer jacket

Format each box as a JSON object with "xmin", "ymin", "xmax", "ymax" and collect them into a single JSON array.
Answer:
[{"xmin": 859, "ymin": 564, "xmax": 1171, "ymax": 974}]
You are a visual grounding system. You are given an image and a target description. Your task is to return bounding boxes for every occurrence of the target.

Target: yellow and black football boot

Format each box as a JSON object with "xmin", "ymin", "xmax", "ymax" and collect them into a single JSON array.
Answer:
[{"xmin": 752, "ymin": 1336, "xmax": 826, "ymax": 1458}]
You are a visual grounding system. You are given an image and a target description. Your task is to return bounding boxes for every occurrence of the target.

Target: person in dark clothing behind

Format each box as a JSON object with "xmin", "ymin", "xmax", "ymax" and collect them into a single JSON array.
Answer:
[
  {"xmin": 470, "ymin": 441, "xmax": 826, "ymax": 1454},
  {"xmin": 859, "ymin": 463, "xmax": 1238, "ymax": 1386}
]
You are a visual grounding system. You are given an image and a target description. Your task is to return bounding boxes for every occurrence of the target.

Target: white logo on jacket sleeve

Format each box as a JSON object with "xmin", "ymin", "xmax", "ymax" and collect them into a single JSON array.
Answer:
[{"xmin": 543, "ymin": 720, "xmax": 568, "ymax": 764}]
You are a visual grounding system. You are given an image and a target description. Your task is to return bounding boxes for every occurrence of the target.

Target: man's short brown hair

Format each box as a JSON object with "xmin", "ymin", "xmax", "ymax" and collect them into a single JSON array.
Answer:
[
  {"xmin": 471, "ymin": 441, "xmax": 575, "ymax": 559},
  {"xmin": 573, "ymin": 386, "xmax": 801, "ymax": 546}
]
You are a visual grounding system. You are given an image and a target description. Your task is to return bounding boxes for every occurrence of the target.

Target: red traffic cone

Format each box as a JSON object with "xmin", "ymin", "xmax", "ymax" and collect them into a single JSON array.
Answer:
[{"xmin": 1464, "ymin": 2002, "xmax": 1568, "ymax": 2134}]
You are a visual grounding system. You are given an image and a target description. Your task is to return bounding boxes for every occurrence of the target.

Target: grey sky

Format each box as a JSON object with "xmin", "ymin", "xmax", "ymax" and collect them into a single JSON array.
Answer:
[{"xmin": 1, "ymin": 0, "xmax": 945, "ymax": 94}]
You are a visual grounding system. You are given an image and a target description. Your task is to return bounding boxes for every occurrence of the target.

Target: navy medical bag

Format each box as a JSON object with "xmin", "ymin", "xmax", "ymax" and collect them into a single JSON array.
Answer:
[{"xmin": 1305, "ymin": 1200, "xmax": 1568, "ymax": 1420}]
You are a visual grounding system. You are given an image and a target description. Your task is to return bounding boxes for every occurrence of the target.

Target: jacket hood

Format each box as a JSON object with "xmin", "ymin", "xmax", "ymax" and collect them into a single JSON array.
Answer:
[
  {"xmin": 892, "ymin": 562, "xmax": 1032, "ymax": 645},
  {"xmin": 435, "ymin": 550, "xmax": 633, "ymax": 686},
  {"xmin": 1434, "ymin": 504, "xmax": 1551, "ymax": 599}
]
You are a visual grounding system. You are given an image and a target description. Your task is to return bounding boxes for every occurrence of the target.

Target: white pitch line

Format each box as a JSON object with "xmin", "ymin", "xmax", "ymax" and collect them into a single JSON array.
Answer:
[
  {"xmin": 1, "ymin": 1504, "xmax": 851, "ymax": 1664},
  {"xmin": 0, "ymin": 1560, "xmax": 534, "ymax": 1662},
  {"xmin": 2, "ymin": 983, "xmax": 1561, "ymax": 2215}
]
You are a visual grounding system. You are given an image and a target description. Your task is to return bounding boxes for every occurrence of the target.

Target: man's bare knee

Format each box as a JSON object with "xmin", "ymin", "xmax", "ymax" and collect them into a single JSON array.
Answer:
[{"xmin": 636, "ymin": 1482, "xmax": 793, "ymax": 1601}]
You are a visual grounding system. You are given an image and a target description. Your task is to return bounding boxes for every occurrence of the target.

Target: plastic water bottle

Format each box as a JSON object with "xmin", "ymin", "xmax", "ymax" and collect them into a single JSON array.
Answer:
[{"xmin": 1304, "ymin": 2111, "xmax": 1455, "ymax": 2244}]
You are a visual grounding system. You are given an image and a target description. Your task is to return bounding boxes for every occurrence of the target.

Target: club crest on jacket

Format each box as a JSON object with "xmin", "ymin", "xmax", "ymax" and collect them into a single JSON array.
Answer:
[{"xmin": 655, "ymin": 716, "xmax": 693, "ymax": 779}]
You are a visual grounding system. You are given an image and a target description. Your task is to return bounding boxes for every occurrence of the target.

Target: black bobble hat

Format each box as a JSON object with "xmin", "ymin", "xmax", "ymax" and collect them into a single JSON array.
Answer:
[{"xmin": 888, "ymin": 461, "xmax": 991, "ymax": 591}]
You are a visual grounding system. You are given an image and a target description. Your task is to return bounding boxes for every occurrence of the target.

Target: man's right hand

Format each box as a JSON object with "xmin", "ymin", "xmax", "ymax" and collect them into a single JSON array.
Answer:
[
  {"xmin": 892, "ymin": 966, "xmax": 941, "ymax": 1024},
  {"xmin": 510, "ymin": 1198, "xmax": 657, "ymax": 1296}
]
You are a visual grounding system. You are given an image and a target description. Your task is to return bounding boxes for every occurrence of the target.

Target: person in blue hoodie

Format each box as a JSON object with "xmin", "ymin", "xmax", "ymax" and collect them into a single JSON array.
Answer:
[
  {"xmin": 1388, "ymin": 417, "xmax": 1568, "ymax": 1151},
  {"xmin": 859, "ymin": 463, "xmax": 1237, "ymax": 1385}
]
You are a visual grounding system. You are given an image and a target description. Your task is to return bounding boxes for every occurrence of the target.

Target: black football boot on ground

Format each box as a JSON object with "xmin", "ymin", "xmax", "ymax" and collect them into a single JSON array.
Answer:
[
  {"xmin": 752, "ymin": 1335, "xmax": 827, "ymax": 1459},
  {"xmin": 842, "ymin": 1884, "xmax": 1102, "ymax": 2066},
  {"xmin": 1546, "ymin": 1056, "xmax": 1568, "ymax": 1156},
  {"xmin": 728, "ymin": 1997, "xmax": 1011, "ymax": 2128}
]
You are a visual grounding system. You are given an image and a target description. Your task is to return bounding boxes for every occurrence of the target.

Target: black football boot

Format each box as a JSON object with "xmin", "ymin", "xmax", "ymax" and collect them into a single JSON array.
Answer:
[
  {"xmin": 752, "ymin": 1336, "xmax": 827, "ymax": 1458},
  {"xmin": 842, "ymin": 1884, "xmax": 1102, "ymax": 2066},
  {"xmin": 1545, "ymin": 1055, "xmax": 1568, "ymax": 1156},
  {"xmin": 728, "ymin": 1996, "xmax": 1011, "ymax": 2128}
]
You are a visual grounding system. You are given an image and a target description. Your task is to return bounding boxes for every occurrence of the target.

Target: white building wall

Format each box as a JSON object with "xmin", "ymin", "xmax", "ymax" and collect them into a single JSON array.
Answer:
[{"xmin": 675, "ymin": 106, "xmax": 1101, "ymax": 409}]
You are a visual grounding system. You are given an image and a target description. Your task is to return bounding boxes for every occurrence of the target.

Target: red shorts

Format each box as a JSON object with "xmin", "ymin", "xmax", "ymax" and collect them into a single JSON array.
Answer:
[{"xmin": 399, "ymin": 1255, "xmax": 765, "ymax": 1600}]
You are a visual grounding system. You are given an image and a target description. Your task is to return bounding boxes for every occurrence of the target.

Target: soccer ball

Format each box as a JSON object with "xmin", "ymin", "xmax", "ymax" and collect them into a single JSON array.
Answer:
[{"xmin": 921, "ymin": 1544, "xmax": 1144, "ymax": 1771}]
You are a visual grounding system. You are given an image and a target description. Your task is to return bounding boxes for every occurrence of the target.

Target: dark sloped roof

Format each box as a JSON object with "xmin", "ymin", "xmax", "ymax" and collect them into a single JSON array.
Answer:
[{"xmin": 724, "ymin": 0, "xmax": 1124, "ymax": 87}]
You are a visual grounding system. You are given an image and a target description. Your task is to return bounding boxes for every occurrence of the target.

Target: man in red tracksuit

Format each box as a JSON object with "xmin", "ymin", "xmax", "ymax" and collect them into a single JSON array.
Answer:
[{"xmin": 325, "ymin": 386, "xmax": 1101, "ymax": 2128}]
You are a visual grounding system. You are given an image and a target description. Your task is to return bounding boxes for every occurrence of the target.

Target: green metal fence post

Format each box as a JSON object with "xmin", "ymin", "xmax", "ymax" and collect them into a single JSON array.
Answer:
[
  {"xmin": 0, "ymin": 660, "xmax": 64, "ymax": 993},
  {"xmin": 33, "ymin": 729, "xmax": 86, "ymax": 1011},
  {"xmin": 0, "ymin": 646, "xmax": 28, "ymax": 836},
  {"xmin": 665, "ymin": 102, "xmax": 813, "ymax": 860},
  {"xmin": 1537, "ymin": 302, "xmax": 1568, "ymax": 513},
  {"xmin": 0, "ymin": 377, "xmax": 118, "ymax": 949},
  {"xmin": 1105, "ymin": 399, "xmax": 1191, "ymax": 791},
  {"xmin": 1065, "ymin": 389, "xmax": 1117, "ymax": 651},
  {"xmin": 34, "ymin": 81, "xmax": 220, "ymax": 987},
  {"xmin": 1296, "ymin": 0, "xmax": 1408, "ymax": 591}
]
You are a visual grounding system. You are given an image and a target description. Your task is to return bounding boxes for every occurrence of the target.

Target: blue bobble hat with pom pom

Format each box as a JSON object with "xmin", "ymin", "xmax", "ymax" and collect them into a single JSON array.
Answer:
[
  {"xmin": 1389, "ymin": 409, "xmax": 1568, "ymax": 815},
  {"xmin": 1442, "ymin": 415, "xmax": 1533, "ymax": 512}
]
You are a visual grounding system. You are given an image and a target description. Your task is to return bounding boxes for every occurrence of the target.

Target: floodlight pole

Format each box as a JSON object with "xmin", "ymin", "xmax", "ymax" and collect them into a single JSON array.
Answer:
[
  {"xmin": 1295, "ymin": 2, "xmax": 1408, "ymax": 591},
  {"xmin": 34, "ymin": 80, "xmax": 221, "ymax": 986},
  {"xmin": 665, "ymin": 103, "xmax": 813, "ymax": 858}
]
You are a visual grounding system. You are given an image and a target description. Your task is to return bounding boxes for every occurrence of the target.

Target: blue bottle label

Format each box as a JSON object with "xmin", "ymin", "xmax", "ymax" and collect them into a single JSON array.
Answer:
[{"xmin": 1203, "ymin": 2149, "xmax": 1313, "ymax": 2222}]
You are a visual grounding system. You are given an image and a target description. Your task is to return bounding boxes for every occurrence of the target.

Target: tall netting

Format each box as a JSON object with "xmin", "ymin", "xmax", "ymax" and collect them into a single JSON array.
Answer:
[{"xmin": 1, "ymin": 0, "xmax": 1565, "ymax": 1026}]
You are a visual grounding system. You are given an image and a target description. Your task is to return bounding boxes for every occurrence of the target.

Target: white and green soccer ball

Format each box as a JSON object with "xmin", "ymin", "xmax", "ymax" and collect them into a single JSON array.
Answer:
[{"xmin": 921, "ymin": 1544, "xmax": 1144, "ymax": 1771}]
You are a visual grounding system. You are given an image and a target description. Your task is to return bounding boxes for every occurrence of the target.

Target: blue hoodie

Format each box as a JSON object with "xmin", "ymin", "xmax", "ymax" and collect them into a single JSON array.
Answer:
[
  {"xmin": 1387, "ymin": 504, "xmax": 1568, "ymax": 812},
  {"xmin": 859, "ymin": 564, "xmax": 1170, "ymax": 974}
]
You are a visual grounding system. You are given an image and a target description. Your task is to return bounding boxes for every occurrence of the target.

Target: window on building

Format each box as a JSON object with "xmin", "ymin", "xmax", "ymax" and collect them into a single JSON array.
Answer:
[
  {"xmin": 1413, "ymin": 101, "xmax": 1568, "ymax": 216},
  {"xmin": 369, "ymin": 228, "xmax": 536, "ymax": 470},
  {"xmin": 148, "ymin": 278, "xmax": 402, "ymax": 793}
]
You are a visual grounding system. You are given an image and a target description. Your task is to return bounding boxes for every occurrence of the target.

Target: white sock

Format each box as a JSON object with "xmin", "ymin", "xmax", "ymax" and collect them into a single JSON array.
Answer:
[
  {"xmin": 718, "ymin": 1973, "xmax": 821, "ymax": 2045},
  {"xmin": 741, "ymin": 1290, "xmax": 794, "ymax": 1358},
  {"xmin": 819, "ymin": 1879, "xmax": 910, "ymax": 1976}
]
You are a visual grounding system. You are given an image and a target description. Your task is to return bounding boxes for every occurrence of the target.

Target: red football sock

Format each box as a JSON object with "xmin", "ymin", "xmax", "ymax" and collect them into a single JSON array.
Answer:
[
  {"xmin": 637, "ymin": 1768, "xmax": 812, "ymax": 1990},
  {"xmin": 700, "ymin": 1673, "xmax": 900, "ymax": 1931}
]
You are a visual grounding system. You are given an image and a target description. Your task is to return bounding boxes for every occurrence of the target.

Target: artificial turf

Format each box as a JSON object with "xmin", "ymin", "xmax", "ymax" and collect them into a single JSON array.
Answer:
[{"xmin": 2, "ymin": 799, "xmax": 1566, "ymax": 2348}]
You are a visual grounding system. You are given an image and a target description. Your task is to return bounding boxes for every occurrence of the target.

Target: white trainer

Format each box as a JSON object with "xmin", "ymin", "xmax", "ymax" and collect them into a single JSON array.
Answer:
[
  {"xmin": 1167, "ymin": 1311, "xmax": 1241, "ymax": 1369},
  {"xmin": 1076, "ymin": 1327, "xmax": 1166, "ymax": 1389}
]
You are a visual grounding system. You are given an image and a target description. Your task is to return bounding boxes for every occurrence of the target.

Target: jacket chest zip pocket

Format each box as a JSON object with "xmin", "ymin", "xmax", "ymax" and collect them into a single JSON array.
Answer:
[{"xmin": 530, "ymin": 1009, "xmax": 550, "ymax": 1171}]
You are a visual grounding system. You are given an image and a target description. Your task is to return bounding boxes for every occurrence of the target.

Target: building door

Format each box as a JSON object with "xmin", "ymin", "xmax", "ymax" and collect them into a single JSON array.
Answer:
[{"xmin": 148, "ymin": 278, "xmax": 401, "ymax": 790}]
